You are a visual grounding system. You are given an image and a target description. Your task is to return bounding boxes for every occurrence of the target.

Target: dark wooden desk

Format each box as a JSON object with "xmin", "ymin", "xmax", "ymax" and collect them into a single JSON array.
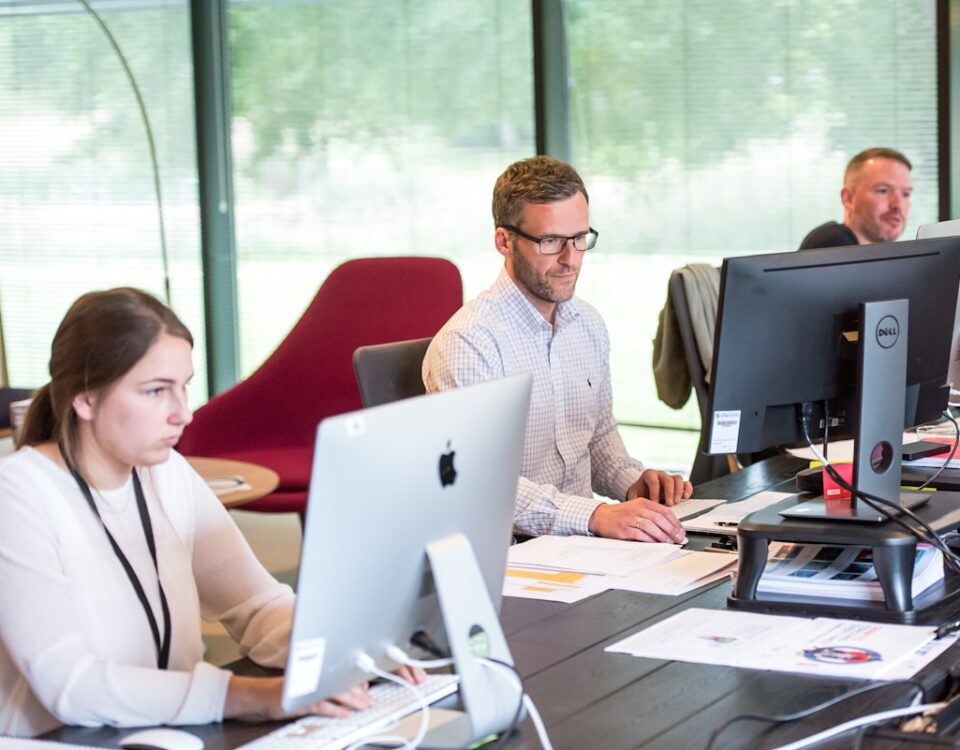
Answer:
[{"xmin": 46, "ymin": 455, "xmax": 960, "ymax": 749}]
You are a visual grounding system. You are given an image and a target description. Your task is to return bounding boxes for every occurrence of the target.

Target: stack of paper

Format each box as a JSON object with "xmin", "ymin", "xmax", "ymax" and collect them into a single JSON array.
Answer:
[
  {"xmin": 681, "ymin": 491, "xmax": 794, "ymax": 535},
  {"xmin": 504, "ymin": 536, "xmax": 737, "ymax": 603},
  {"xmin": 507, "ymin": 536, "xmax": 681, "ymax": 576},
  {"xmin": 670, "ymin": 497, "xmax": 725, "ymax": 519},
  {"xmin": 606, "ymin": 607, "xmax": 955, "ymax": 680},
  {"xmin": 751, "ymin": 543, "xmax": 944, "ymax": 602}
]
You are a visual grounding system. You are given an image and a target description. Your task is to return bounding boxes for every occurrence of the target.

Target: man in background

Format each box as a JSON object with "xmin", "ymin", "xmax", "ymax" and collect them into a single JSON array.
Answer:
[
  {"xmin": 798, "ymin": 147, "xmax": 912, "ymax": 250},
  {"xmin": 423, "ymin": 156, "xmax": 691, "ymax": 543}
]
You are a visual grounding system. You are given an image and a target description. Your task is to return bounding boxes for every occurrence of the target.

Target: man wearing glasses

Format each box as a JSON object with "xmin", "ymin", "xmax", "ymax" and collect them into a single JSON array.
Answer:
[{"xmin": 423, "ymin": 156, "xmax": 691, "ymax": 542}]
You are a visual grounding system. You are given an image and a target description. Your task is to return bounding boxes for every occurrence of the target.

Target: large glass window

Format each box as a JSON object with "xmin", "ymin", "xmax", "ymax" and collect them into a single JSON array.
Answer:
[
  {"xmin": 0, "ymin": 1, "xmax": 940, "ymax": 478},
  {"xmin": 227, "ymin": 0, "xmax": 535, "ymax": 374},
  {"xmin": 0, "ymin": 1, "xmax": 205, "ymax": 398},
  {"xmin": 566, "ymin": 0, "xmax": 938, "ymax": 468}
]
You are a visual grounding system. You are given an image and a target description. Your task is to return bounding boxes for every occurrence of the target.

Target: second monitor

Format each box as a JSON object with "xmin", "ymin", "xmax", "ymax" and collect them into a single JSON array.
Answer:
[
  {"xmin": 283, "ymin": 374, "xmax": 532, "ymax": 747},
  {"xmin": 706, "ymin": 237, "xmax": 960, "ymax": 518}
]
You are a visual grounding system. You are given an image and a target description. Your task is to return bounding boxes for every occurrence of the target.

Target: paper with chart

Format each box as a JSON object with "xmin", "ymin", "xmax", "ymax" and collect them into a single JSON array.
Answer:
[
  {"xmin": 607, "ymin": 607, "xmax": 944, "ymax": 680},
  {"xmin": 752, "ymin": 543, "xmax": 944, "ymax": 602},
  {"xmin": 504, "ymin": 536, "xmax": 736, "ymax": 601},
  {"xmin": 502, "ymin": 566, "xmax": 610, "ymax": 603}
]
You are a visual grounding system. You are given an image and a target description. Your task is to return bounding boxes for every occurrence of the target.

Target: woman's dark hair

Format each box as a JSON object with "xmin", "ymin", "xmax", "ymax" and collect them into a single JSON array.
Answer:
[{"xmin": 18, "ymin": 288, "xmax": 193, "ymax": 463}]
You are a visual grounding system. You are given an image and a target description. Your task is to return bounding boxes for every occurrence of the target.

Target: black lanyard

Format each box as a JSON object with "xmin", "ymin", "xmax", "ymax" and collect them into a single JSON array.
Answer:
[{"xmin": 62, "ymin": 446, "xmax": 172, "ymax": 669}]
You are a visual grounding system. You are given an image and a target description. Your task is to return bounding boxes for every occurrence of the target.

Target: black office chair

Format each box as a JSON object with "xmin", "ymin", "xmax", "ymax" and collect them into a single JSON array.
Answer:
[{"xmin": 353, "ymin": 337, "xmax": 432, "ymax": 408}]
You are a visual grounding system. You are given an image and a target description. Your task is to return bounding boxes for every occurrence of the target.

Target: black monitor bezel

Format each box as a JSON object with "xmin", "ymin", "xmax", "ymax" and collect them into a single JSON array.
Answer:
[{"xmin": 706, "ymin": 238, "xmax": 960, "ymax": 456}]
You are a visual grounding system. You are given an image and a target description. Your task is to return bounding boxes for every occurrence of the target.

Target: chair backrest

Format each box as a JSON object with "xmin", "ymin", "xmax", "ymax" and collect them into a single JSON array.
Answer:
[
  {"xmin": 668, "ymin": 272, "xmax": 709, "ymax": 426},
  {"xmin": 353, "ymin": 337, "xmax": 432, "ymax": 408},
  {"xmin": 178, "ymin": 257, "xmax": 462, "ymax": 455},
  {"xmin": 667, "ymin": 267, "xmax": 730, "ymax": 485}
]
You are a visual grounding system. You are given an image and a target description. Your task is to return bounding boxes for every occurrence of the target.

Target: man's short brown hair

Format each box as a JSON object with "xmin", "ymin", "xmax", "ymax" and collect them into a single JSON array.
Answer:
[
  {"xmin": 844, "ymin": 147, "xmax": 912, "ymax": 187},
  {"xmin": 492, "ymin": 156, "xmax": 588, "ymax": 228}
]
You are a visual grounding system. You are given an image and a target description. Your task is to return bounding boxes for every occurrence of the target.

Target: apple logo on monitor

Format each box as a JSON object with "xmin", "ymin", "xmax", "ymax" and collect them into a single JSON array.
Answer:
[{"xmin": 438, "ymin": 440, "xmax": 457, "ymax": 487}]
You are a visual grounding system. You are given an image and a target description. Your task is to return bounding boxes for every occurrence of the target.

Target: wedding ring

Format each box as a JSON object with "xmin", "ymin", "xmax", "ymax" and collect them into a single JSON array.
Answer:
[{"xmin": 635, "ymin": 517, "xmax": 642, "ymax": 529}]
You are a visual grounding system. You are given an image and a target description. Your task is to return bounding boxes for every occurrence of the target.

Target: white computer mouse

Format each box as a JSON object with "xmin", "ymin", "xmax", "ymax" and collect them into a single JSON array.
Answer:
[{"xmin": 119, "ymin": 728, "xmax": 204, "ymax": 750}]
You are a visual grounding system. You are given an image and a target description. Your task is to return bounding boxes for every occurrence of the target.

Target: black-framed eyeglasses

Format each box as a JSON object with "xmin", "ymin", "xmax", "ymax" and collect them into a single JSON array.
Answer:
[{"xmin": 500, "ymin": 225, "xmax": 599, "ymax": 255}]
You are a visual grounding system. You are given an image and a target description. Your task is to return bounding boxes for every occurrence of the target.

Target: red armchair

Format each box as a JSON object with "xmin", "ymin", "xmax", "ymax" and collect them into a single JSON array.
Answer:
[{"xmin": 176, "ymin": 257, "xmax": 463, "ymax": 516}]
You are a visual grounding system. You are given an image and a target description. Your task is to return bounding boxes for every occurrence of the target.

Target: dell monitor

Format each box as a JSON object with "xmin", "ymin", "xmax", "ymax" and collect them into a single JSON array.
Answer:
[
  {"xmin": 706, "ymin": 237, "xmax": 960, "ymax": 520},
  {"xmin": 282, "ymin": 374, "xmax": 531, "ymax": 747}
]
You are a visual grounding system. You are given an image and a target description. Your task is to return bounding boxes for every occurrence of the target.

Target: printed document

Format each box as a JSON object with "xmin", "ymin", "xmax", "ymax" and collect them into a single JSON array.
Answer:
[
  {"xmin": 503, "ymin": 537, "xmax": 735, "ymax": 601},
  {"xmin": 506, "ymin": 536, "xmax": 683, "ymax": 577},
  {"xmin": 502, "ymin": 567, "xmax": 609, "ymax": 603},
  {"xmin": 681, "ymin": 491, "xmax": 794, "ymax": 535},
  {"xmin": 607, "ymin": 607, "xmax": 944, "ymax": 680},
  {"xmin": 752, "ymin": 543, "xmax": 944, "ymax": 602},
  {"xmin": 610, "ymin": 550, "xmax": 737, "ymax": 595},
  {"xmin": 671, "ymin": 497, "xmax": 725, "ymax": 519}
]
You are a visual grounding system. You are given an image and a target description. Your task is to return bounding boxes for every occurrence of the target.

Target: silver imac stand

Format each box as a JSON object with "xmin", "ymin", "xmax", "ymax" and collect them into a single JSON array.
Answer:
[{"xmin": 392, "ymin": 532, "xmax": 519, "ymax": 748}]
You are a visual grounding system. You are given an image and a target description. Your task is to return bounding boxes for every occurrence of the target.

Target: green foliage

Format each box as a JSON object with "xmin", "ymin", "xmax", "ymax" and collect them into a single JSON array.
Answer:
[
  {"xmin": 567, "ymin": 0, "xmax": 936, "ymax": 179},
  {"xmin": 229, "ymin": 0, "xmax": 534, "ymax": 174}
]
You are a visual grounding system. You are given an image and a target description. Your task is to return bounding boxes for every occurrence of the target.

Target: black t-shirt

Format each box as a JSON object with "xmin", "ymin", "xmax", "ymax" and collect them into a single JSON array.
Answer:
[{"xmin": 798, "ymin": 221, "xmax": 859, "ymax": 251}]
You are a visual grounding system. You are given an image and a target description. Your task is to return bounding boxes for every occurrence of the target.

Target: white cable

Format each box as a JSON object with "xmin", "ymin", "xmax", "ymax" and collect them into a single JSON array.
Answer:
[
  {"xmin": 767, "ymin": 701, "xmax": 944, "ymax": 750},
  {"xmin": 343, "ymin": 652, "xmax": 430, "ymax": 750},
  {"xmin": 386, "ymin": 643, "xmax": 455, "ymax": 669},
  {"xmin": 522, "ymin": 694, "xmax": 554, "ymax": 750},
  {"xmin": 805, "ymin": 439, "xmax": 830, "ymax": 470},
  {"xmin": 478, "ymin": 658, "xmax": 554, "ymax": 750}
]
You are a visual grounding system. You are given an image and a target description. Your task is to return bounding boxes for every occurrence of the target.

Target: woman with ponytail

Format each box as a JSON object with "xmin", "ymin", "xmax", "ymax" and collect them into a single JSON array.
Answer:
[{"xmin": 0, "ymin": 288, "xmax": 386, "ymax": 736}]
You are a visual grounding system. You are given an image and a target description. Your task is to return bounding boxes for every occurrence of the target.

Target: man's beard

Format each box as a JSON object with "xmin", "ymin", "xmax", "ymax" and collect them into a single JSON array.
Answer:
[
  {"xmin": 862, "ymin": 212, "xmax": 904, "ymax": 243},
  {"xmin": 510, "ymin": 251, "xmax": 578, "ymax": 304}
]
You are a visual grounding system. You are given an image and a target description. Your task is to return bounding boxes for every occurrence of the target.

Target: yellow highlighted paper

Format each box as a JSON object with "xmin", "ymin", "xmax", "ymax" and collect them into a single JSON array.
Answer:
[{"xmin": 505, "ymin": 568, "xmax": 587, "ymax": 584}]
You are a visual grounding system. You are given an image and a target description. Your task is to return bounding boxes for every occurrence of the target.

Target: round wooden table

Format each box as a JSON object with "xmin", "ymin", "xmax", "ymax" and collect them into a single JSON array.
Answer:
[{"xmin": 187, "ymin": 456, "xmax": 280, "ymax": 508}]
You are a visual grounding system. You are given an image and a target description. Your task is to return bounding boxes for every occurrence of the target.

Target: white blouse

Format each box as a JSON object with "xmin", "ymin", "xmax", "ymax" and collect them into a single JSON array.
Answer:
[{"xmin": 0, "ymin": 448, "xmax": 295, "ymax": 736}]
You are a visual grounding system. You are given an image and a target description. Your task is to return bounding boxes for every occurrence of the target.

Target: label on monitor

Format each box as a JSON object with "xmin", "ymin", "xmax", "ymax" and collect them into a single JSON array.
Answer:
[
  {"xmin": 287, "ymin": 637, "xmax": 327, "ymax": 698},
  {"xmin": 710, "ymin": 410, "xmax": 741, "ymax": 454}
]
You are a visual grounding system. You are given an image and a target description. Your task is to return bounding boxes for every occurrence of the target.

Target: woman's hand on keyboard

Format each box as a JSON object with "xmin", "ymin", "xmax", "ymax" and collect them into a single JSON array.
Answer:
[
  {"xmin": 223, "ymin": 676, "xmax": 374, "ymax": 721},
  {"xmin": 393, "ymin": 666, "xmax": 427, "ymax": 685}
]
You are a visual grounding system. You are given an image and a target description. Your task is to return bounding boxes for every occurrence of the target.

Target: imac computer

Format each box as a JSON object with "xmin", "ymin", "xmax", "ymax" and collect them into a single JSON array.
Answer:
[
  {"xmin": 706, "ymin": 237, "xmax": 960, "ymax": 521},
  {"xmin": 917, "ymin": 220, "xmax": 960, "ymax": 406},
  {"xmin": 282, "ymin": 374, "xmax": 531, "ymax": 747}
]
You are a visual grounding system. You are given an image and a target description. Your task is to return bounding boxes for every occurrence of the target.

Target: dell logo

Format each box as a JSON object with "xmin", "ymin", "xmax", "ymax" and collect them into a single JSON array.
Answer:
[{"xmin": 875, "ymin": 316, "xmax": 900, "ymax": 349}]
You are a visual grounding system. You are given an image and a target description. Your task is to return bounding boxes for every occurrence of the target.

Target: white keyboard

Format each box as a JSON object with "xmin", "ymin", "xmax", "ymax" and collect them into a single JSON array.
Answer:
[{"xmin": 238, "ymin": 673, "xmax": 461, "ymax": 750}]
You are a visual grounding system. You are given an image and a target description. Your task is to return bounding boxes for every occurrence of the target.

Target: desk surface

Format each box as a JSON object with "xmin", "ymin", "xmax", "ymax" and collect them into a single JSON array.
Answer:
[{"xmin": 47, "ymin": 454, "xmax": 960, "ymax": 749}]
